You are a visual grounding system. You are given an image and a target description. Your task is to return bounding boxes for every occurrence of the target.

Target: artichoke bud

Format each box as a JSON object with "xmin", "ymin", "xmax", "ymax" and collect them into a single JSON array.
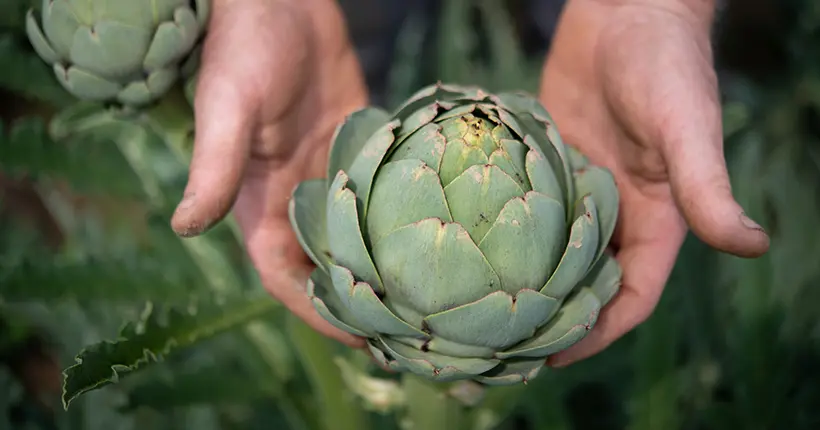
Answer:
[
  {"xmin": 289, "ymin": 83, "xmax": 623, "ymax": 386},
  {"xmin": 25, "ymin": 0, "xmax": 211, "ymax": 108}
]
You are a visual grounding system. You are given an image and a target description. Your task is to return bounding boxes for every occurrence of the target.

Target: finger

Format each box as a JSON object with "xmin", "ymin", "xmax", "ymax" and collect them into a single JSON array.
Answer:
[
  {"xmin": 548, "ymin": 197, "xmax": 686, "ymax": 367},
  {"xmin": 170, "ymin": 75, "xmax": 255, "ymax": 237},
  {"xmin": 659, "ymin": 63, "xmax": 769, "ymax": 258}
]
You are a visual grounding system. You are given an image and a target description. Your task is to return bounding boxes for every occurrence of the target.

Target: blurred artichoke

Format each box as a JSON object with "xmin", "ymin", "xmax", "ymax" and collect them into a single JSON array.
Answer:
[
  {"xmin": 25, "ymin": 0, "xmax": 210, "ymax": 107},
  {"xmin": 289, "ymin": 83, "xmax": 622, "ymax": 385}
]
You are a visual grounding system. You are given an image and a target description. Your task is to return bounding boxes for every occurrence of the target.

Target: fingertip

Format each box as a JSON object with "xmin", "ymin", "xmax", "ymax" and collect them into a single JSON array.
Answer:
[
  {"xmin": 735, "ymin": 211, "xmax": 770, "ymax": 257},
  {"xmin": 677, "ymin": 181, "xmax": 770, "ymax": 258},
  {"xmin": 170, "ymin": 81, "xmax": 255, "ymax": 238}
]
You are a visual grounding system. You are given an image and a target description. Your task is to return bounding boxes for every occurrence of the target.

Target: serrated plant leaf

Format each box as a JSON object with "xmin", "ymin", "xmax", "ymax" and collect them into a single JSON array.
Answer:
[{"xmin": 61, "ymin": 293, "xmax": 278, "ymax": 409}]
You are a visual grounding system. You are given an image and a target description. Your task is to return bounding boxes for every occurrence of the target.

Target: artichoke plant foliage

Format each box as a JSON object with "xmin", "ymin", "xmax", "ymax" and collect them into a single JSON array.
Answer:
[
  {"xmin": 25, "ymin": 0, "xmax": 210, "ymax": 107},
  {"xmin": 289, "ymin": 83, "xmax": 623, "ymax": 385}
]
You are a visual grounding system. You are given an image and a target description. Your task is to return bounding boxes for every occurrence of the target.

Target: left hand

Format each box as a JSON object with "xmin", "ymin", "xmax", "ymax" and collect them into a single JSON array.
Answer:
[
  {"xmin": 538, "ymin": 0, "xmax": 770, "ymax": 367},
  {"xmin": 170, "ymin": 0, "xmax": 368, "ymax": 347}
]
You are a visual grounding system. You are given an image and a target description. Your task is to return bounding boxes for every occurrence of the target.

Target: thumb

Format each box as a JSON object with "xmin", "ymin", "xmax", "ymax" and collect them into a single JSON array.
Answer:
[
  {"xmin": 661, "ymin": 78, "xmax": 769, "ymax": 258},
  {"xmin": 170, "ymin": 73, "xmax": 254, "ymax": 237}
]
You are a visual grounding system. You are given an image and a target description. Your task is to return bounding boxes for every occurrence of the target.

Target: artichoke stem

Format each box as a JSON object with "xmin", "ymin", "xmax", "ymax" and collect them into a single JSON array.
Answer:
[
  {"xmin": 140, "ymin": 84, "xmax": 196, "ymax": 161},
  {"xmin": 400, "ymin": 376, "xmax": 467, "ymax": 430},
  {"xmin": 286, "ymin": 316, "xmax": 369, "ymax": 430}
]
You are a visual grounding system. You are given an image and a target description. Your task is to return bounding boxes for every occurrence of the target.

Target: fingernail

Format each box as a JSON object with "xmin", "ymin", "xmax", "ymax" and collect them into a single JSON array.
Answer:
[{"xmin": 739, "ymin": 212, "xmax": 766, "ymax": 233}]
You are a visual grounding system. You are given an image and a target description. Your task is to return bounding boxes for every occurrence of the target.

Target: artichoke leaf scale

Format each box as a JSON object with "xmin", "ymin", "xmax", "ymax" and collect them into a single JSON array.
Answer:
[
  {"xmin": 391, "ymin": 85, "xmax": 444, "ymax": 119},
  {"xmin": 42, "ymin": 0, "xmax": 81, "ymax": 58},
  {"xmin": 434, "ymin": 103, "xmax": 480, "ymax": 123},
  {"xmin": 147, "ymin": 0, "xmax": 190, "ymax": 25},
  {"xmin": 385, "ymin": 122, "xmax": 446, "ymax": 170},
  {"xmin": 488, "ymin": 139, "xmax": 531, "ymax": 192},
  {"xmin": 307, "ymin": 268, "xmax": 371, "ymax": 337},
  {"xmin": 494, "ymin": 92, "xmax": 573, "ymax": 182},
  {"xmin": 438, "ymin": 138, "xmax": 489, "ymax": 187},
  {"xmin": 375, "ymin": 338, "xmax": 500, "ymax": 382},
  {"xmin": 443, "ymin": 164, "xmax": 525, "ymax": 244},
  {"xmin": 365, "ymin": 159, "xmax": 452, "ymax": 246},
  {"xmin": 392, "ymin": 84, "xmax": 482, "ymax": 122},
  {"xmin": 287, "ymin": 178, "xmax": 331, "ymax": 271},
  {"xmin": 437, "ymin": 114, "xmax": 497, "ymax": 157},
  {"xmin": 327, "ymin": 107, "xmax": 392, "ymax": 182},
  {"xmin": 478, "ymin": 191, "xmax": 567, "ymax": 294},
  {"xmin": 475, "ymin": 357, "xmax": 546, "ymax": 385},
  {"xmin": 56, "ymin": 64, "xmax": 121, "ymax": 100},
  {"xmin": 26, "ymin": 11, "xmax": 61, "ymax": 63},
  {"xmin": 326, "ymin": 171, "xmax": 385, "ymax": 294},
  {"xmin": 491, "ymin": 122, "xmax": 515, "ymax": 140},
  {"xmin": 581, "ymin": 252, "xmax": 622, "ymax": 307},
  {"xmin": 328, "ymin": 265, "xmax": 427, "ymax": 338},
  {"xmin": 540, "ymin": 195, "xmax": 601, "ymax": 299},
  {"xmin": 574, "ymin": 166, "xmax": 620, "ymax": 263},
  {"xmin": 523, "ymin": 135, "xmax": 566, "ymax": 206},
  {"xmin": 142, "ymin": 7, "xmax": 201, "ymax": 71},
  {"xmin": 69, "ymin": 22, "xmax": 152, "ymax": 79},
  {"xmin": 393, "ymin": 102, "xmax": 450, "ymax": 144},
  {"xmin": 423, "ymin": 289, "xmax": 559, "ymax": 350},
  {"xmin": 380, "ymin": 297, "xmax": 427, "ymax": 330},
  {"xmin": 62, "ymin": 0, "xmax": 92, "ymax": 24},
  {"xmin": 344, "ymin": 119, "xmax": 401, "ymax": 217},
  {"xmin": 421, "ymin": 336, "xmax": 497, "ymax": 359},
  {"xmin": 116, "ymin": 68, "xmax": 178, "ymax": 106},
  {"xmin": 370, "ymin": 219, "xmax": 501, "ymax": 317},
  {"xmin": 496, "ymin": 287, "xmax": 602, "ymax": 359},
  {"xmin": 493, "ymin": 108, "xmax": 527, "ymax": 141},
  {"xmin": 193, "ymin": 0, "xmax": 212, "ymax": 26}
]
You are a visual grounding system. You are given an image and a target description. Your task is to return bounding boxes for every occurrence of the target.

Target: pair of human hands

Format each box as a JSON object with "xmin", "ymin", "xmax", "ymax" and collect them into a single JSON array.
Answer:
[{"xmin": 170, "ymin": 0, "xmax": 770, "ymax": 367}]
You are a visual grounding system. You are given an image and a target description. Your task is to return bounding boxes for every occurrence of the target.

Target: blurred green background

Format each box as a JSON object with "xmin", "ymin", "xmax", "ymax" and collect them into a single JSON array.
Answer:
[{"xmin": 2, "ymin": 0, "xmax": 820, "ymax": 429}]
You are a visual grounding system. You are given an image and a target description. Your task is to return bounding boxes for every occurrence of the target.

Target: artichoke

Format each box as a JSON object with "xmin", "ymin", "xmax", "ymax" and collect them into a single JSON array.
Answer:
[
  {"xmin": 289, "ymin": 83, "xmax": 622, "ymax": 385},
  {"xmin": 25, "ymin": 0, "xmax": 210, "ymax": 107}
]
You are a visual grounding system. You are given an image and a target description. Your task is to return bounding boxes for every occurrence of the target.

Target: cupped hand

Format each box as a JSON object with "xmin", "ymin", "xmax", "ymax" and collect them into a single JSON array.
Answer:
[
  {"xmin": 170, "ymin": 0, "xmax": 367, "ymax": 347},
  {"xmin": 539, "ymin": 0, "xmax": 770, "ymax": 366}
]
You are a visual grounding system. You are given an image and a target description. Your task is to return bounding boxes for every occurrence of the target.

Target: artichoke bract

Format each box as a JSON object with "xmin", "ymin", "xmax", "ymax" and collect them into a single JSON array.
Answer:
[
  {"xmin": 289, "ymin": 83, "xmax": 622, "ymax": 385},
  {"xmin": 25, "ymin": 0, "xmax": 210, "ymax": 107}
]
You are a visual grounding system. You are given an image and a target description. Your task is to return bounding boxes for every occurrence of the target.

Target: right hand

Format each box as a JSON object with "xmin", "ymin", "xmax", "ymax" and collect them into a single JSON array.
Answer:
[
  {"xmin": 170, "ymin": 0, "xmax": 369, "ymax": 347},
  {"xmin": 538, "ymin": 0, "xmax": 769, "ymax": 366}
]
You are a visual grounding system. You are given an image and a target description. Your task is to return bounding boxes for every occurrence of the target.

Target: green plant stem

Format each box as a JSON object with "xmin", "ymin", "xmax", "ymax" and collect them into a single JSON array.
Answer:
[
  {"xmin": 401, "ymin": 376, "xmax": 465, "ymax": 430},
  {"xmin": 286, "ymin": 316, "xmax": 368, "ymax": 430}
]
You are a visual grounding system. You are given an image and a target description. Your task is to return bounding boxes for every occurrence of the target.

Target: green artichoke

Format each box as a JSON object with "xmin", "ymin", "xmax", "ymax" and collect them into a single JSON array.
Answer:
[
  {"xmin": 289, "ymin": 83, "xmax": 622, "ymax": 385},
  {"xmin": 25, "ymin": 0, "xmax": 210, "ymax": 107}
]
